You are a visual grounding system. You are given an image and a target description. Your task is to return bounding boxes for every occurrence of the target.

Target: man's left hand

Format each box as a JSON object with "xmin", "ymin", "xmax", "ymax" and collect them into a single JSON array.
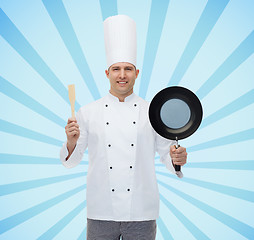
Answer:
[{"xmin": 170, "ymin": 145, "xmax": 187, "ymax": 167}]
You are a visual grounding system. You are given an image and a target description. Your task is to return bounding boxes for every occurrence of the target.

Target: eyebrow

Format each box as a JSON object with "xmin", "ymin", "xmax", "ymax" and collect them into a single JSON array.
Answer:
[{"xmin": 109, "ymin": 65, "xmax": 136, "ymax": 71}]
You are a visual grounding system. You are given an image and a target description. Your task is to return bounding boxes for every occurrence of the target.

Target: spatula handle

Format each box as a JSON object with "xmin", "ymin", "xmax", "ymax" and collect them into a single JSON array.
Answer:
[
  {"xmin": 68, "ymin": 84, "xmax": 75, "ymax": 118},
  {"xmin": 71, "ymin": 105, "xmax": 75, "ymax": 118}
]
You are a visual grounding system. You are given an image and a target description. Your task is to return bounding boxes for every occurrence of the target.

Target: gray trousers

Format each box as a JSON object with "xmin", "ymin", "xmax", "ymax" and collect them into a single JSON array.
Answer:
[{"xmin": 87, "ymin": 218, "xmax": 157, "ymax": 240}]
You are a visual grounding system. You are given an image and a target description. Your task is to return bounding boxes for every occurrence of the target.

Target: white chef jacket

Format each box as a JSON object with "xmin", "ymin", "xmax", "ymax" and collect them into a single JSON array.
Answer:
[{"xmin": 60, "ymin": 92, "xmax": 181, "ymax": 221}]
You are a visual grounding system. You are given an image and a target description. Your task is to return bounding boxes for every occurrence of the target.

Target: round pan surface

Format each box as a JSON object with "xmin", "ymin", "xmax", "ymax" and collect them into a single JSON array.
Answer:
[{"xmin": 149, "ymin": 86, "xmax": 203, "ymax": 140}]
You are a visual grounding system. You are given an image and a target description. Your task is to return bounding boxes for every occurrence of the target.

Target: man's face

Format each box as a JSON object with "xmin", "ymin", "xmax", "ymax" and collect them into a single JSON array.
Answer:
[{"xmin": 105, "ymin": 62, "xmax": 139, "ymax": 100}]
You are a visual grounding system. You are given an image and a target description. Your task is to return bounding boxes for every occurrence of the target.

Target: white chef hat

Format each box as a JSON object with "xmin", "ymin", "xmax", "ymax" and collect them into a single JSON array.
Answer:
[{"xmin": 104, "ymin": 15, "xmax": 137, "ymax": 69}]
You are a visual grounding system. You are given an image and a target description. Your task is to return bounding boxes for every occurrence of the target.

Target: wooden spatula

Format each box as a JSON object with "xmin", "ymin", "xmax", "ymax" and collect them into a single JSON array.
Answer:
[{"xmin": 68, "ymin": 84, "xmax": 75, "ymax": 118}]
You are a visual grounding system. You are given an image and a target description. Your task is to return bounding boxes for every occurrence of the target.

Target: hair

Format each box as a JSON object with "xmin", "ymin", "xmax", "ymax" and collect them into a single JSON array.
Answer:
[{"xmin": 108, "ymin": 63, "xmax": 137, "ymax": 71}]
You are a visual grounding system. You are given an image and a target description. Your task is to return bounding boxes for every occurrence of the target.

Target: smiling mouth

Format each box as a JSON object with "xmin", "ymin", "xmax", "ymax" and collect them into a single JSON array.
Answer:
[{"xmin": 117, "ymin": 81, "xmax": 128, "ymax": 84}]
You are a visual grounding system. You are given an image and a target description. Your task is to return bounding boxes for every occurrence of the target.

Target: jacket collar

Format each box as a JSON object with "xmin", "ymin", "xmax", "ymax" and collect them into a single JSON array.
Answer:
[{"xmin": 108, "ymin": 92, "xmax": 137, "ymax": 103}]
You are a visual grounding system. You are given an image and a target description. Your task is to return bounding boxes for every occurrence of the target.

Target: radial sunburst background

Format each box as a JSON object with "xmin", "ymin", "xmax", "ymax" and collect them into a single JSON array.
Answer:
[{"xmin": 0, "ymin": 0, "xmax": 254, "ymax": 239}]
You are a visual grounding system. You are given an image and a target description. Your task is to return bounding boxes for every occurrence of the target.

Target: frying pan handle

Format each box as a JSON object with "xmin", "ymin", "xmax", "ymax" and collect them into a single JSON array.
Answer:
[
  {"xmin": 174, "ymin": 164, "xmax": 181, "ymax": 171},
  {"xmin": 174, "ymin": 144, "xmax": 181, "ymax": 172}
]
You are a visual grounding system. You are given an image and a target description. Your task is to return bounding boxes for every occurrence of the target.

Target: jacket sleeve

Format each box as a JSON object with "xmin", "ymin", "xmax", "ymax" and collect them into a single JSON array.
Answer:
[
  {"xmin": 155, "ymin": 133, "xmax": 183, "ymax": 178},
  {"xmin": 60, "ymin": 108, "xmax": 88, "ymax": 168}
]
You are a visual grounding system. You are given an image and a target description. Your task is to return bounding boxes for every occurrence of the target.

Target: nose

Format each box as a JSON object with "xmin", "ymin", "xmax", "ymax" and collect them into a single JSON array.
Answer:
[{"xmin": 120, "ymin": 69, "xmax": 126, "ymax": 79}]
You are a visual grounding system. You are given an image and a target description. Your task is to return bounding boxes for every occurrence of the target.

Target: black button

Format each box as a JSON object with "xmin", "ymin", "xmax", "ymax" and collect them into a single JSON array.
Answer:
[
  {"xmin": 108, "ymin": 144, "xmax": 111, "ymax": 147},
  {"xmin": 106, "ymin": 122, "xmax": 109, "ymax": 125},
  {"xmin": 130, "ymin": 166, "xmax": 133, "ymax": 169},
  {"xmin": 112, "ymin": 189, "xmax": 115, "ymax": 192},
  {"xmin": 127, "ymin": 189, "xmax": 130, "ymax": 191},
  {"xmin": 105, "ymin": 104, "xmax": 108, "ymax": 107},
  {"xmin": 110, "ymin": 166, "xmax": 112, "ymax": 169},
  {"xmin": 134, "ymin": 104, "xmax": 137, "ymax": 107},
  {"xmin": 133, "ymin": 121, "xmax": 136, "ymax": 124},
  {"xmin": 131, "ymin": 144, "xmax": 134, "ymax": 147}
]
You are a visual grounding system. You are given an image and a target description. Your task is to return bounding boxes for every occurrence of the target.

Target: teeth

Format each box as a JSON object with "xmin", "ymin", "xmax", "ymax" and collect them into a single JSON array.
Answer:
[{"xmin": 119, "ymin": 81, "xmax": 127, "ymax": 84}]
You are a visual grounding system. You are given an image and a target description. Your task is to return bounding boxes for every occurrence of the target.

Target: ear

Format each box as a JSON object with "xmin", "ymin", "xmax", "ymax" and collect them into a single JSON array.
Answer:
[
  {"xmin": 105, "ymin": 69, "xmax": 109, "ymax": 78},
  {"xmin": 135, "ymin": 69, "xmax": 140, "ymax": 78}
]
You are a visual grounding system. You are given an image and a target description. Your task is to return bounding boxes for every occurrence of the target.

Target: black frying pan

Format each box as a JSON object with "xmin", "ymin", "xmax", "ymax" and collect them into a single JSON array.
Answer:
[{"xmin": 149, "ymin": 86, "xmax": 203, "ymax": 173}]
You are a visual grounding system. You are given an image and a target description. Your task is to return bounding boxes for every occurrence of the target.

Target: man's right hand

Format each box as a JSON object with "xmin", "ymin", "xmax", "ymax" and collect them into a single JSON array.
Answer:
[{"xmin": 65, "ymin": 117, "xmax": 80, "ymax": 158}]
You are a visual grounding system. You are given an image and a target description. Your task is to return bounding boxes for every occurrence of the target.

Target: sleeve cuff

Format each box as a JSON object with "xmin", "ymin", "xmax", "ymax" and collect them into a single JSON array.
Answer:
[
  {"xmin": 160, "ymin": 153, "xmax": 184, "ymax": 178},
  {"xmin": 60, "ymin": 142, "xmax": 84, "ymax": 168}
]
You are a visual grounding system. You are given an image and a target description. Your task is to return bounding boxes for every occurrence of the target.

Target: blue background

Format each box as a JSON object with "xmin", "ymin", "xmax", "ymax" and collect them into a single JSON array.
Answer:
[{"xmin": 0, "ymin": 0, "xmax": 254, "ymax": 239}]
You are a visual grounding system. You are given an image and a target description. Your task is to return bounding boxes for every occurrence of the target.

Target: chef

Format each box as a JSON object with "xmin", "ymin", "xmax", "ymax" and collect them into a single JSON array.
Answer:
[{"xmin": 60, "ymin": 15, "xmax": 187, "ymax": 240}]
